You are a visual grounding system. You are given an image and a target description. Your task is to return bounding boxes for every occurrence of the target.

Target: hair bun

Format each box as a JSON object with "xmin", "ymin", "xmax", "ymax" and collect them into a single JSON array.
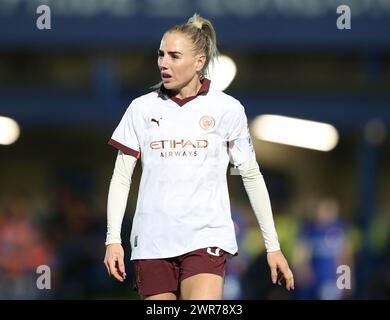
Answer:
[
  {"xmin": 192, "ymin": 20, "xmax": 203, "ymax": 30},
  {"xmin": 189, "ymin": 13, "xmax": 204, "ymax": 30}
]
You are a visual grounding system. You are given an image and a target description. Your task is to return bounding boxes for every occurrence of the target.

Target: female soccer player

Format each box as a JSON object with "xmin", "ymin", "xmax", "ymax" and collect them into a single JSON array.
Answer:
[{"xmin": 103, "ymin": 13, "xmax": 294, "ymax": 300}]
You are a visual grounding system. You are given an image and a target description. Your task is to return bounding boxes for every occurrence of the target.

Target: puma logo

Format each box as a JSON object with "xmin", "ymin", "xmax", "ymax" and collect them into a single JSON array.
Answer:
[{"xmin": 151, "ymin": 117, "xmax": 162, "ymax": 126}]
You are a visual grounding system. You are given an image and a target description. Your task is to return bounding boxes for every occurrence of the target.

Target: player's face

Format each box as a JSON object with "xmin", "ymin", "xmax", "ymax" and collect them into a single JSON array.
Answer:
[{"xmin": 158, "ymin": 31, "xmax": 205, "ymax": 92}]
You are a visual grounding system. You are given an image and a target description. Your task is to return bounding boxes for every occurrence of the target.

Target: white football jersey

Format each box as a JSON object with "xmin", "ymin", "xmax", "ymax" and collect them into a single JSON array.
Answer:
[{"xmin": 109, "ymin": 79, "xmax": 254, "ymax": 259}]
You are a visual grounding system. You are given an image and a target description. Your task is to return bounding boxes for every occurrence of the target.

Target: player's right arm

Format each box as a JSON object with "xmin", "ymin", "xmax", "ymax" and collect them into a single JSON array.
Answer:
[{"xmin": 103, "ymin": 150, "xmax": 137, "ymax": 282}]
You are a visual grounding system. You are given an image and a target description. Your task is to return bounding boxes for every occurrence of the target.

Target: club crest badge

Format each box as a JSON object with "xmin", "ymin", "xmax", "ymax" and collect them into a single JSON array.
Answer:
[{"xmin": 199, "ymin": 115, "xmax": 215, "ymax": 130}]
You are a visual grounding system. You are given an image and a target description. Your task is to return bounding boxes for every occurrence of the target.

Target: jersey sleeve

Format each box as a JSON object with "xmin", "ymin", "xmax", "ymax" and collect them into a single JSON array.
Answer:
[
  {"xmin": 227, "ymin": 103, "xmax": 255, "ymax": 166},
  {"xmin": 108, "ymin": 101, "xmax": 141, "ymax": 159}
]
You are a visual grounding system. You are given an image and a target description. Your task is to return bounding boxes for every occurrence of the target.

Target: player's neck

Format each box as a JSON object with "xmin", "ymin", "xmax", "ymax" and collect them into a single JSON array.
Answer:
[{"xmin": 175, "ymin": 77, "xmax": 202, "ymax": 100}]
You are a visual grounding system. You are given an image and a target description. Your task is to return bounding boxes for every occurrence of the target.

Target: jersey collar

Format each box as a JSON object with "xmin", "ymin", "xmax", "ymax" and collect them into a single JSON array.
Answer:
[{"xmin": 155, "ymin": 78, "xmax": 211, "ymax": 107}]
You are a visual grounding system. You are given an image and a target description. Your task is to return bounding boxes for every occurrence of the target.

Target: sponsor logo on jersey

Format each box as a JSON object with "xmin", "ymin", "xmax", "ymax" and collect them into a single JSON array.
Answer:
[
  {"xmin": 159, "ymin": 150, "xmax": 198, "ymax": 157},
  {"xmin": 150, "ymin": 139, "xmax": 208, "ymax": 158},
  {"xmin": 150, "ymin": 139, "xmax": 208, "ymax": 149},
  {"xmin": 199, "ymin": 115, "xmax": 215, "ymax": 130}
]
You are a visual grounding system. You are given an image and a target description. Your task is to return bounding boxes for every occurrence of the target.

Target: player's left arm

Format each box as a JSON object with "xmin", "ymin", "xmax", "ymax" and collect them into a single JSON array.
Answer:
[
  {"xmin": 236, "ymin": 154, "xmax": 294, "ymax": 291},
  {"xmin": 226, "ymin": 102, "xmax": 294, "ymax": 290}
]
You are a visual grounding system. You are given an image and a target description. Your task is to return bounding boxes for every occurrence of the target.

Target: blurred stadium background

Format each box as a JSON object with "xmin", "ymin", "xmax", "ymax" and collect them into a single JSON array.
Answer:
[{"xmin": 0, "ymin": 0, "xmax": 389, "ymax": 299}]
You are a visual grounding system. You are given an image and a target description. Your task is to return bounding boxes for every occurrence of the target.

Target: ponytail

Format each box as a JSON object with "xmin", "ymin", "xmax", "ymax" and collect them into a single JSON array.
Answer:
[{"xmin": 168, "ymin": 13, "xmax": 219, "ymax": 77}]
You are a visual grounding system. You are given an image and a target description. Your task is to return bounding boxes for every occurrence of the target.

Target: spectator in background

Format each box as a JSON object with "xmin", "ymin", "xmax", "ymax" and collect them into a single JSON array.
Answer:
[
  {"xmin": 361, "ymin": 209, "xmax": 390, "ymax": 299},
  {"xmin": 292, "ymin": 197, "xmax": 354, "ymax": 300},
  {"xmin": 0, "ymin": 192, "xmax": 53, "ymax": 299},
  {"xmin": 47, "ymin": 177, "xmax": 113, "ymax": 299},
  {"xmin": 239, "ymin": 204, "xmax": 300, "ymax": 300}
]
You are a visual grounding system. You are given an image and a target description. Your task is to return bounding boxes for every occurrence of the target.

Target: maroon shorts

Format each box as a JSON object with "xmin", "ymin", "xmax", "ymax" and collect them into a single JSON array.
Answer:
[{"xmin": 133, "ymin": 247, "xmax": 227, "ymax": 296}]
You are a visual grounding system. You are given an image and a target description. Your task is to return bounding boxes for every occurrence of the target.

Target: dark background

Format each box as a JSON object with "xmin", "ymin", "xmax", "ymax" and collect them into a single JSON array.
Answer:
[{"xmin": 0, "ymin": 0, "xmax": 389, "ymax": 299}]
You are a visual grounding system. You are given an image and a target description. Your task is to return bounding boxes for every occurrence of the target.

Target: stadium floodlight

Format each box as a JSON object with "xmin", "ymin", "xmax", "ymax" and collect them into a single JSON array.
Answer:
[
  {"xmin": 251, "ymin": 114, "xmax": 339, "ymax": 152},
  {"xmin": 0, "ymin": 116, "xmax": 20, "ymax": 145},
  {"xmin": 208, "ymin": 55, "xmax": 237, "ymax": 91}
]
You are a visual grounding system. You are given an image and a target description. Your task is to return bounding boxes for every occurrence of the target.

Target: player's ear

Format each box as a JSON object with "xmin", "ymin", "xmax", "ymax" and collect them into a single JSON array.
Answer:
[{"xmin": 195, "ymin": 54, "xmax": 206, "ymax": 72}]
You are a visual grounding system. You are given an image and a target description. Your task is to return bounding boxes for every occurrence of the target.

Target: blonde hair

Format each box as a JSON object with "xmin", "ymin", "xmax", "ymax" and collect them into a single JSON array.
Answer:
[{"xmin": 167, "ymin": 13, "xmax": 218, "ymax": 78}]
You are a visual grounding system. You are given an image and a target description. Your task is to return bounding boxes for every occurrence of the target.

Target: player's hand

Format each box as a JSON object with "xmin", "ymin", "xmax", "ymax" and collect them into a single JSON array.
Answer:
[
  {"xmin": 104, "ymin": 243, "xmax": 126, "ymax": 282},
  {"xmin": 267, "ymin": 250, "xmax": 294, "ymax": 291}
]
